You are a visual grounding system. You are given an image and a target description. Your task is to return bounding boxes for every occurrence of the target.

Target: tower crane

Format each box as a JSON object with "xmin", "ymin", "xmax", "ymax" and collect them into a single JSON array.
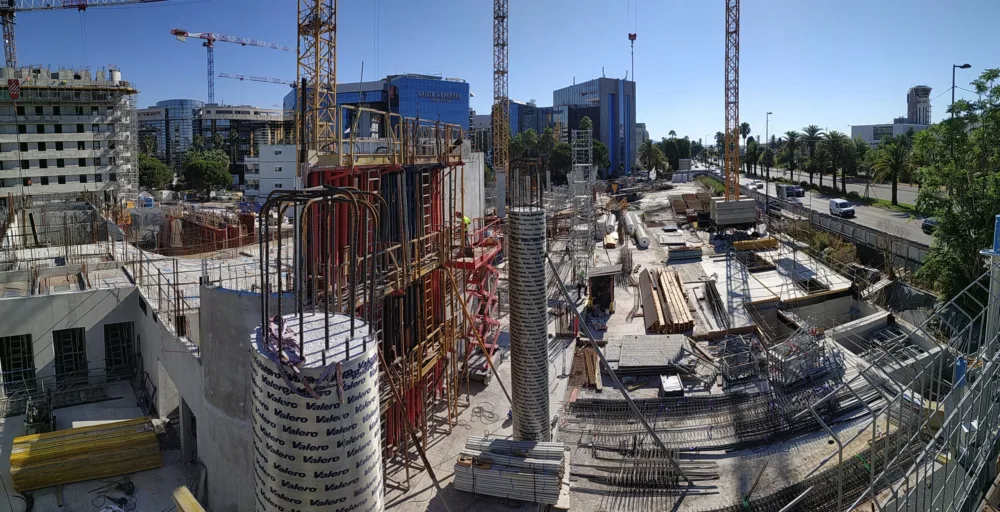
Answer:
[
  {"xmin": 170, "ymin": 28, "xmax": 292, "ymax": 104},
  {"xmin": 723, "ymin": 0, "xmax": 740, "ymax": 201},
  {"xmin": 1, "ymin": 0, "xmax": 169, "ymax": 68},
  {"xmin": 295, "ymin": 0, "xmax": 337, "ymax": 168},
  {"xmin": 218, "ymin": 73, "xmax": 294, "ymax": 87},
  {"xmin": 492, "ymin": 0, "xmax": 509, "ymax": 217}
]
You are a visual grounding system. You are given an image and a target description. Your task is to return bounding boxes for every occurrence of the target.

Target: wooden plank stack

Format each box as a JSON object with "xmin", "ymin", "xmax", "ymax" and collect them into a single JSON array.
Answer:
[
  {"xmin": 581, "ymin": 348, "xmax": 603, "ymax": 392},
  {"xmin": 732, "ymin": 237, "xmax": 778, "ymax": 251},
  {"xmin": 10, "ymin": 418, "xmax": 163, "ymax": 492},
  {"xmin": 455, "ymin": 437, "xmax": 566, "ymax": 505},
  {"xmin": 173, "ymin": 486, "xmax": 207, "ymax": 512},
  {"xmin": 647, "ymin": 269, "xmax": 694, "ymax": 333}
]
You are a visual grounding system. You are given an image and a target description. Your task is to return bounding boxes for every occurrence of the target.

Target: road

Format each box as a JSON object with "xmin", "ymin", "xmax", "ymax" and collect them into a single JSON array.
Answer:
[
  {"xmin": 760, "ymin": 167, "xmax": 919, "ymax": 206},
  {"xmin": 691, "ymin": 163, "xmax": 932, "ymax": 246}
]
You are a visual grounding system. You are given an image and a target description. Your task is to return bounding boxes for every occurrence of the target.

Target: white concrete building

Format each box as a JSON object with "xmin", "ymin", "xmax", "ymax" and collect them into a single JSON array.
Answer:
[
  {"xmin": 242, "ymin": 144, "xmax": 298, "ymax": 203},
  {"xmin": 851, "ymin": 122, "xmax": 929, "ymax": 148},
  {"xmin": 0, "ymin": 66, "xmax": 137, "ymax": 200}
]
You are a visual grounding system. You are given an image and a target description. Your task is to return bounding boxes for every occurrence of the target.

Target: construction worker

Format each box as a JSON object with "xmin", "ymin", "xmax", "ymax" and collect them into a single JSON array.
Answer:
[
  {"xmin": 455, "ymin": 211, "xmax": 473, "ymax": 248},
  {"xmin": 576, "ymin": 267, "xmax": 588, "ymax": 301}
]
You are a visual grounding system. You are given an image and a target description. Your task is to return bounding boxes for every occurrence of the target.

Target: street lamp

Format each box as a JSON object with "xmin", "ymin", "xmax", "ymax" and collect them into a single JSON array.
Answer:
[
  {"xmin": 765, "ymin": 112, "xmax": 772, "ymax": 215},
  {"xmin": 952, "ymin": 63, "xmax": 972, "ymax": 118}
]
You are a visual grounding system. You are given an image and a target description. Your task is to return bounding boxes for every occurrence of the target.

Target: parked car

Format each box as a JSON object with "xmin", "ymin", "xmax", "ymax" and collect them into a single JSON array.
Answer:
[
  {"xmin": 921, "ymin": 218, "xmax": 939, "ymax": 234},
  {"xmin": 829, "ymin": 199, "xmax": 855, "ymax": 218}
]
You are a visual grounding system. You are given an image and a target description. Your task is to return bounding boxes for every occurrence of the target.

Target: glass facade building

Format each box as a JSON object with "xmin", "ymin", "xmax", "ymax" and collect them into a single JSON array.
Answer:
[
  {"xmin": 553, "ymin": 78, "xmax": 636, "ymax": 175},
  {"xmin": 137, "ymin": 99, "xmax": 203, "ymax": 173}
]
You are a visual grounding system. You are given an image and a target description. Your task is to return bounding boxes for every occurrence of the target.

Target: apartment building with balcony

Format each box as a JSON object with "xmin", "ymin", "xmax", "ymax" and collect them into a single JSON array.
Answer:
[
  {"xmin": 0, "ymin": 66, "xmax": 137, "ymax": 201},
  {"xmin": 242, "ymin": 144, "xmax": 298, "ymax": 205}
]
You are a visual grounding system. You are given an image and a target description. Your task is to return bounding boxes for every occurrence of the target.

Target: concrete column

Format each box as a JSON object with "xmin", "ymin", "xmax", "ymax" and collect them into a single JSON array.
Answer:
[
  {"xmin": 497, "ymin": 171, "xmax": 506, "ymax": 219},
  {"xmin": 179, "ymin": 397, "xmax": 194, "ymax": 464}
]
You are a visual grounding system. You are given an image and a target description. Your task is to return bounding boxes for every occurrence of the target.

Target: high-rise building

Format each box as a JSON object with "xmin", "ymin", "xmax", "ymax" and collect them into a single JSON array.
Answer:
[
  {"xmin": 0, "ymin": 66, "xmax": 138, "ymax": 200},
  {"xmin": 906, "ymin": 85, "xmax": 932, "ymax": 125},
  {"xmin": 553, "ymin": 78, "xmax": 636, "ymax": 174}
]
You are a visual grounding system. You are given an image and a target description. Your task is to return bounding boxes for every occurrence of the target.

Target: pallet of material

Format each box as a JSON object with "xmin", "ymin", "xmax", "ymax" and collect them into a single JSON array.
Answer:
[
  {"xmin": 581, "ymin": 348, "xmax": 603, "ymax": 391},
  {"xmin": 666, "ymin": 245, "xmax": 704, "ymax": 263},
  {"xmin": 10, "ymin": 418, "xmax": 162, "ymax": 492},
  {"xmin": 655, "ymin": 269, "xmax": 694, "ymax": 333},
  {"xmin": 732, "ymin": 237, "xmax": 778, "ymax": 251},
  {"xmin": 671, "ymin": 199, "xmax": 688, "ymax": 215},
  {"xmin": 455, "ymin": 437, "xmax": 566, "ymax": 505}
]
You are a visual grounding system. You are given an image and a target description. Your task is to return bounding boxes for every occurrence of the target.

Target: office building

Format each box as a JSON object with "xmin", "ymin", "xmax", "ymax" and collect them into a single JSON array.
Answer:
[
  {"xmin": 851, "ymin": 120, "xmax": 929, "ymax": 148},
  {"xmin": 0, "ymin": 66, "xmax": 138, "ymax": 199},
  {"xmin": 138, "ymin": 99, "xmax": 204, "ymax": 174},
  {"xmin": 283, "ymin": 73, "xmax": 470, "ymax": 134},
  {"xmin": 906, "ymin": 85, "xmax": 932, "ymax": 125},
  {"xmin": 243, "ymin": 144, "xmax": 299, "ymax": 204},
  {"xmin": 553, "ymin": 77, "xmax": 636, "ymax": 174}
]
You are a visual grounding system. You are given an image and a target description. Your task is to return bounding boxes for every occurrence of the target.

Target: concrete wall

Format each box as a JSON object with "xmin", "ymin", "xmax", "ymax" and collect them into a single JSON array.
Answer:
[
  {"xmin": 0, "ymin": 287, "xmax": 138, "ymax": 386},
  {"xmin": 790, "ymin": 294, "xmax": 868, "ymax": 329},
  {"xmin": 445, "ymin": 151, "xmax": 486, "ymax": 222}
]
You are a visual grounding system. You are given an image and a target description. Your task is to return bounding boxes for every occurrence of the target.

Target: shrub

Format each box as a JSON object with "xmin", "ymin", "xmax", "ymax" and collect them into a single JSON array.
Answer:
[
  {"xmin": 800, "ymin": 181, "xmax": 810, "ymax": 189},
  {"xmin": 846, "ymin": 191, "xmax": 860, "ymax": 199}
]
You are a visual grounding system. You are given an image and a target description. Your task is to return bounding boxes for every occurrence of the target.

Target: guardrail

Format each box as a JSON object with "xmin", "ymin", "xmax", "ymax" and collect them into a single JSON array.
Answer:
[{"xmin": 689, "ymin": 170, "xmax": 929, "ymax": 270}]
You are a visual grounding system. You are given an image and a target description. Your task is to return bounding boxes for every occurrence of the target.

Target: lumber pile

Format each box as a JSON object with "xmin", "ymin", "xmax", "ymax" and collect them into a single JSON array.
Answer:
[
  {"xmin": 581, "ymin": 348, "xmax": 603, "ymax": 391},
  {"xmin": 10, "ymin": 418, "xmax": 162, "ymax": 492},
  {"xmin": 639, "ymin": 269, "xmax": 694, "ymax": 334},
  {"xmin": 732, "ymin": 237, "xmax": 778, "ymax": 251},
  {"xmin": 455, "ymin": 437, "xmax": 566, "ymax": 504}
]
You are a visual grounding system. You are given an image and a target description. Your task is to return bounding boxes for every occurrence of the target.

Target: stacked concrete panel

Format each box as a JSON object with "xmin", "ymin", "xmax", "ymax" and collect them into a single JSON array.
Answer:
[
  {"xmin": 710, "ymin": 198, "xmax": 757, "ymax": 226},
  {"xmin": 251, "ymin": 313, "xmax": 383, "ymax": 512},
  {"xmin": 507, "ymin": 207, "xmax": 551, "ymax": 442}
]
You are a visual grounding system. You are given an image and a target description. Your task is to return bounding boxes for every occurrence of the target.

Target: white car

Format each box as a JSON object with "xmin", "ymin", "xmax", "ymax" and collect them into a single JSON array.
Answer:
[{"xmin": 829, "ymin": 198, "xmax": 855, "ymax": 218}]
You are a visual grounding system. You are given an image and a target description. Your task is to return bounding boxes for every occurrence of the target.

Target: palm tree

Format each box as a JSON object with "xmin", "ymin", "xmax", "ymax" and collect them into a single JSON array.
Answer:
[
  {"xmin": 739, "ymin": 122, "xmax": 751, "ymax": 151},
  {"xmin": 852, "ymin": 137, "xmax": 870, "ymax": 179},
  {"xmin": 782, "ymin": 130, "xmax": 800, "ymax": 178},
  {"xmin": 814, "ymin": 145, "xmax": 831, "ymax": 189},
  {"xmin": 801, "ymin": 125, "xmax": 824, "ymax": 185},
  {"xmin": 745, "ymin": 138, "xmax": 758, "ymax": 176},
  {"xmin": 714, "ymin": 131, "xmax": 725, "ymax": 166},
  {"xmin": 759, "ymin": 148, "xmax": 774, "ymax": 181},
  {"xmin": 211, "ymin": 131, "xmax": 224, "ymax": 151},
  {"xmin": 668, "ymin": 129, "xmax": 677, "ymax": 138},
  {"xmin": 824, "ymin": 130, "xmax": 850, "ymax": 193},
  {"xmin": 871, "ymin": 140, "xmax": 910, "ymax": 205},
  {"xmin": 639, "ymin": 139, "xmax": 659, "ymax": 170},
  {"xmin": 226, "ymin": 130, "xmax": 241, "ymax": 164}
]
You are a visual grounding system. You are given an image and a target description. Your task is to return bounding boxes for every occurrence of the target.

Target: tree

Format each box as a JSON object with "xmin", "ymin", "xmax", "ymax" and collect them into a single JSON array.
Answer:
[
  {"xmin": 578, "ymin": 116, "xmax": 593, "ymax": 132},
  {"xmin": 668, "ymin": 129, "xmax": 677, "ymax": 138},
  {"xmin": 675, "ymin": 137, "xmax": 692, "ymax": 160},
  {"xmin": 658, "ymin": 137, "xmax": 680, "ymax": 171},
  {"xmin": 739, "ymin": 122, "xmax": 751, "ymax": 150},
  {"xmin": 814, "ymin": 145, "xmax": 831, "ymax": 189},
  {"xmin": 592, "ymin": 139, "xmax": 610, "ymax": 175},
  {"xmin": 227, "ymin": 130, "xmax": 241, "ymax": 164},
  {"xmin": 191, "ymin": 134, "xmax": 206, "ymax": 153},
  {"xmin": 549, "ymin": 142, "xmax": 572, "ymax": 185},
  {"xmin": 140, "ymin": 135, "xmax": 157, "ymax": 156},
  {"xmin": 801, "ymin": 125, "xmax": 824, "ymax": 185},
  {"xmin": 639, "ymin": 139, "xmax": 658, "ymax": 170},
  {"xmin": 824, "ymin": 130, "xmax": 850, "ymax": 193},
  {"xmin": 870, "ymin": 139, "xmax": 909, "ymax": 205},
  {"xmin": 745, "ymin": 138, "xmax": 759, "ymax": 176},
  {"xmin": 782, "ymin": 131, "xmax": 801, "ymax": 176},
  {"xmin": 211, "ymin": 131, "xmax": 224, "ymax": 151},
  {"xmin": 852, "ymin": 137, "xmax": 870, "ymax": 179},
  {"xmin": 714, "ymin": 131, "xmax": 725, "ymax": 165},
  {"xmin": 758, "ymin": 147, "xmax": 775, "ymax": 181},
  {"xmin": 184, "ymin": 158, "xmax": 232, "ymax": 194},
  {"xmin": 138, "ymin": 154, "xmax": 173, "ymax": 190}
]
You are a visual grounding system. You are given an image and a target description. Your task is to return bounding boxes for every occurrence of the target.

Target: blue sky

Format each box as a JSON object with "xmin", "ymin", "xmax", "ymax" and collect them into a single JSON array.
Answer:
[{"xmin": 14, "ymin": 0, "xmax": 998, "ymax": 144}]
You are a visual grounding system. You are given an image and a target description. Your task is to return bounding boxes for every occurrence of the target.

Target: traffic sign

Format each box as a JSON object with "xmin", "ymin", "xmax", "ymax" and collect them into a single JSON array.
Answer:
[{"xmin": 7, "ymin": 79, "xmax": 19, "ymax": 101}]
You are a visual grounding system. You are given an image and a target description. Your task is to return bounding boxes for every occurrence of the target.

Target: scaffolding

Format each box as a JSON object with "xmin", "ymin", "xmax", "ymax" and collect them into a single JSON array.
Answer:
[{"xmin": 570, "ymin": 128, "xmax": 595, "ymax": 280}]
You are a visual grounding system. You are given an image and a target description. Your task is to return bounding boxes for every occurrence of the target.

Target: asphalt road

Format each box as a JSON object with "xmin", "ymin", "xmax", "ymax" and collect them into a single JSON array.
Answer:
[
  {"xmin": 692, "ymin": 163, "xmax": 933, "ymax": 246},
  {"xmin": 759, "ymin": 167, "xmax": 919, "ymax": 206}
]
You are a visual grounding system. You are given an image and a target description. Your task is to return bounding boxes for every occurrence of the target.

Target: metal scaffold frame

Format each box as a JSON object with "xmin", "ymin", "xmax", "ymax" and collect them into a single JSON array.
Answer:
[{"xmin": 570, "ymin": 128, "xmax": 595, "ymax": 278}]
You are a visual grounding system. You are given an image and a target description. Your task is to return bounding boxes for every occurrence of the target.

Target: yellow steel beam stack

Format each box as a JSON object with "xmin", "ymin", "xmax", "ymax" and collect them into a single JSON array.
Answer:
[{"xmin": 10, "ymin": 418, "xmax": 162, "ymax": 492}]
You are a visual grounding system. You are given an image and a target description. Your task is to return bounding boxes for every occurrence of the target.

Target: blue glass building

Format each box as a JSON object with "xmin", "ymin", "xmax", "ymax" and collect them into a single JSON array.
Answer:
[
  {"xmin": 283, "ymin": 74, "xmax": 470, "ymax": 133},
  {"xmin": 553, "ymin": 78, "xmax": 636, "ymax": 175},
  {"xmin": 137, "ymin": 99, "xmax": 204, "ymax": 173}
]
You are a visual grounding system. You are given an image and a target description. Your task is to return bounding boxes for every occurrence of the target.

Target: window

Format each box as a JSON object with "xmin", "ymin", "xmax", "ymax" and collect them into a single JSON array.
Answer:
[
  {"xmin": 53, "ymin": 328, "xmax": 87, "ymax": 385},
  {"xmin": 109, "ymin": 173, "xmax": 117, "ymax": 182},
  {"xmin": 36, "ymin": 125, "xmax": 44, "ymax": 134},
  {"xmin": 15, "ymin": 106, "xmax": 24, "ymax": 116},
  {"xmin": 17, "ymin": 125, "xmax": 26, "ymax": 134},
  {"xmin": 109, "ymin": 141, "xmax": 115, "ymax": 150},
  {"xmin": 40, "ymin": 176, "xmax": 48, "ymax": 185},
  {"xmin": 93, "ymin": 141, "xmax": 101, "ymax": 150},
  {"xmin": 37, "ymin": 142, "xmax": 45, "ymax": 152},
  {"xmin": 22, "ymin": 177, "xmax": 30, "ymax": 186},
  {"xmin": 78, "ymin": 141, "xmax": 86, "ymax": 151},
  {"xmin": 19, "ymin": 142, "xmax": 27, "ymax": 152},
  {"xmin": 91, "ymin": 106, "xmax": 99, "ymax": 115},
  {"xmin": 109, "ymin": 157, "xmax": 116, "ymax": 165},
  {"xmin": 274, "ymin": 166, "xmax": 283, "ymax": 172},
  {"xmin": 58, "ymin": 175, "xmax": 66, "ymax": 184},
  {"xmin": 94, "ymin": 157, "xmax": 102, "ymax": 166},
  {"xmin": 0, "ymin": 334, "xmax": 36, "ymax": 394},
  {"xmin": 55, "ymin": 141, "xmax": 63, "ymax": 151},
  {"xmin": 57, "ymin": 159, "xmax": 64, "ymax": 168},
  {"xmin": 274, "ymin": 183, "xmax": 283, "ymax": 189},
  {"xmin": 34, "ymin": 106, "xmax": 43, "ymax": 115},
  {"xmin": 54, "ymin": 124, "xmax": 62, "ymax": 134},
  {"xmin": 79, "ymin": 174, "xmax": 87, "ymax": 183},
  {"xmin": 76, "ymin": 124, "xmax": 84, "ymax": 133},
  {"xmin": 20, "ymin": 160, "xmax": 28, "ymax": 169},
  {"xmin": 94, "ymin": 173, "xmax": 103, "ymax": 182},
  {"xmin": 91, "ymin": 124, "xmax": 100, "ymax": 134},
  {"xmin": 53, "ymin": 106, "xmax": 60, "ymax": 115},
  {"xmin": 74, "ymin": 106, "xmax": 84, "ymax": 115},
  {"xmin": 274, "ymin": 149, "xmax": 282, "ymax": 155},
  {"xmin": 38, "ymin": 160, "xmax": 47, "ymax": 169},
  {"xmin": 78, "ymin": 158, "xmax": 86, "ymax": 167},
  {"xmin": 104, "ymin": 322, "xmax": 136, "ymax": 381}
]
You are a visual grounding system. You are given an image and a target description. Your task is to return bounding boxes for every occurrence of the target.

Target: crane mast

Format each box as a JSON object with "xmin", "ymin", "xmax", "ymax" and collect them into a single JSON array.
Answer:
[
  {"xmin": 296, "ymin": 0, "xmax": 337, "ymax": 173},
  {"xmin": 492, "ymin": 0, "xmax": 509, "ymax": 216},
  {"xmin": 723, "ymin": 0, "xmax": 740, "ymax": 200}
]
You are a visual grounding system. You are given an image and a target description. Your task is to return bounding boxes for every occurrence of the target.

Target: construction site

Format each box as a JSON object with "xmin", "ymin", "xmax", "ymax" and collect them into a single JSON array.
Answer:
[{"xmin": 0, "ymin": 1, "xmax": 999, "ymax": 512}]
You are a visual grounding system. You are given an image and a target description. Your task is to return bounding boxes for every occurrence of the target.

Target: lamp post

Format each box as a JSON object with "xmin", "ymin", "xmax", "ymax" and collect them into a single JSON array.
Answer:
[
  {"xmin": 952, "ymin": 63, "xmax": 971, "ymax": 118},
  {"xmin": 765, "ymin": 112, "xmax": 772, "ymax": 214}
]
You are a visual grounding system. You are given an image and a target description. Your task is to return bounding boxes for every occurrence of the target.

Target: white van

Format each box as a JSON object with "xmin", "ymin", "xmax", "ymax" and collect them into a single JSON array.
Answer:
[{"xmin": 829, "ymin": 198, "xmax": 855, "ymax": 218}]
